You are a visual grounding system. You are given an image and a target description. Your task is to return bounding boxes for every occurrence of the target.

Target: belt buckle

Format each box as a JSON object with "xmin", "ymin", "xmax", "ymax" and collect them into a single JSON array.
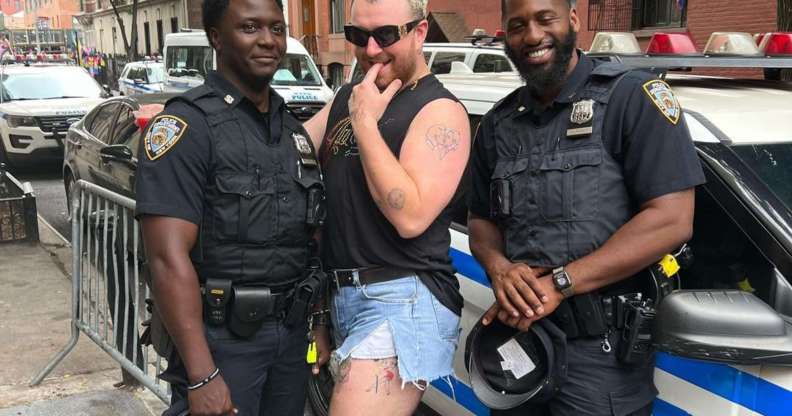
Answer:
[{"xmin": 332, "ymin": 268, "xmax": 361, "ymax": 289}]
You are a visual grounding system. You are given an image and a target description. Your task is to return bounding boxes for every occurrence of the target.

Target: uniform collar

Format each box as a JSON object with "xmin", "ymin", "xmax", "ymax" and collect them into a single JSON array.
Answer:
[
  {"xmin": 518, "ymin": 49, "xmax": 594, "ymax": 112},
  {"xmin": 206, "ymin": 71, "xmax": 285, "ymax": 113}
]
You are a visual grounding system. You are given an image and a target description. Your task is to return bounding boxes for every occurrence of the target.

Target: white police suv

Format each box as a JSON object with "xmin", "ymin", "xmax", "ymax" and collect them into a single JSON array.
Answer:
[
  {"xmin": 0, "ymin": 64, "xmax": 107, "ymax": 168},
  {"xmin": 308, "ymin": 31, "xmax": 792, "ymax": 416}
]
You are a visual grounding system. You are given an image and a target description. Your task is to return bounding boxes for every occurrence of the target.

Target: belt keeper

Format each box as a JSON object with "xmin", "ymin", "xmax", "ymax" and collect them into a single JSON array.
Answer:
[{"xmin": 187, "ymin": 367, "xmax": 220, "ymax": 391}]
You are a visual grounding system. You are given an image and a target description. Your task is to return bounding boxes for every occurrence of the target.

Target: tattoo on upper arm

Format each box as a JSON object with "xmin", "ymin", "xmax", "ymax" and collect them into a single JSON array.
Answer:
[
  {"xmin": 387, "ymin": 189, "xmax": 405, "ymax": 210},
  {"xmin": 425, "ymin": 124, "xmax": 461, "ymax": 160},
  {"xmin": 366, "ymin": 357, "xmax": 398, "ymax": 395}
]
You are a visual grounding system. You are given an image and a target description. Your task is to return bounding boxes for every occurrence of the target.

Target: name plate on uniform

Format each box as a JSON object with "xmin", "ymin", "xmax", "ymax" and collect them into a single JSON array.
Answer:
[{"xmin": 292, "ymin": 133, "xmax": 318, "ymax": 167}]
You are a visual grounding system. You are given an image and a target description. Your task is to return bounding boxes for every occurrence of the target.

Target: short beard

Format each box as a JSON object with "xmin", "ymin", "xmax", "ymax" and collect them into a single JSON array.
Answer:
[{"xmin": 505, "ymin": 29, "xmax": 578, "ymax": 98}]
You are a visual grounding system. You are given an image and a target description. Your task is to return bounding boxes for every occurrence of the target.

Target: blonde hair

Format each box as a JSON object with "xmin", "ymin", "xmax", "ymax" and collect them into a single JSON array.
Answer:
[{"xmin": 408, "ymin": 0, "xmax": 428, "ymax": 19}]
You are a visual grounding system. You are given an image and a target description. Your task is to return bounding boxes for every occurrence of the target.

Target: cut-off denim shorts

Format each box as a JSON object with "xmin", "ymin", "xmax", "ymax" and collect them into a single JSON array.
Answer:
[{"xmin": 330, "ymin": 274, "xmax": 461, "ymax": 387}]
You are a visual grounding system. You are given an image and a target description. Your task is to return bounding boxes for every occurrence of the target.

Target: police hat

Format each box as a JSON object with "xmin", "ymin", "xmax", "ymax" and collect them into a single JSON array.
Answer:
[{"xmin": 465, "ymin": 314, "xmax": 567, "ymax": 409}]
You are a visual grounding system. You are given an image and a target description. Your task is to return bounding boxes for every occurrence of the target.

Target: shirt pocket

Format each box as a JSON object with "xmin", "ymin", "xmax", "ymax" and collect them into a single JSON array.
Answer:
[
  {"xmin": 538, "ymin": 147, "xmax": 602, "ymax": 222},
  {"xmin": 212, "ymin": 173, "xmax": 276, "ymax": 243},
  {"xmin": 490, "ymin": 157, "xmax": 532, "ymax": 219}
]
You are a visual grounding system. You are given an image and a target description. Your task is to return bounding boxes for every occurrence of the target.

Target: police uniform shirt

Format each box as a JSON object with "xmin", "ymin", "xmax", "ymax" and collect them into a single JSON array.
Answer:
[
  {"xmin": 135, "ymin": 72, "xmax": 283, "ymax": 226},
  {"xmin": 469, "ymin": 52, "xmax": 706, "ymax": 222}
]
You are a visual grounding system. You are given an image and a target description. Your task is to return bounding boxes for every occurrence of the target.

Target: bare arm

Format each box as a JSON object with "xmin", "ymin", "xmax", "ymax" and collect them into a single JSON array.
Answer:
[
  {"xmin": 564, "ymin": 188, "xmax": 695, "ymax": 294},
  {"xmin": 350, "ymin": 65, "xmax": 470, "ymax": 238},
  {"xmin": 142, "ymin": 215, "xmax": 234, "ymax": 415},
  {"xmin": 303, "ymin": 97, "xmax": 334, "ymax": 151}
]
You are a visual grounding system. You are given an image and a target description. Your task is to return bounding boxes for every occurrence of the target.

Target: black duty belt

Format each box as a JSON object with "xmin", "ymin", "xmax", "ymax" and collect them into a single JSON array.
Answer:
[{"xmin": 330, "ymin": 266, "xmax": 414, "ymax": 290}]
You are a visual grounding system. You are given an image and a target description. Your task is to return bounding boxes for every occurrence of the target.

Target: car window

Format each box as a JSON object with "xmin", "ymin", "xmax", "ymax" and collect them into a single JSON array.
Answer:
[
  {"xmin": 473, "ymin": 54, "xmax": 513, "ymax": 73},
  {"xmin": 112, "ymin": 105, "xmax": 140, "ymax": 150},
  {"xmin": 146, "ymin": 65, "xmax": 165, "ymax": 83},
  {"xmin": 273, "ymin": 53, "xmax": 322, "ymax": 86},
  {"xmin": 423, "ymin": 51, "xmax": 432, "ymax": 64},
  {"xmin": 87, "ymin": 103, "xmax": 120, "ymax": 144},
  {"xmin": 166, "ymin": 45, "xmax": 212, "ymax": 79},
  {"xmin": 121, "ymin": 65, "xmax": 130, "ymax": 79},
  {"xmin": 430, "ymin": 52, "xmax": 466, "ymax": 75}
]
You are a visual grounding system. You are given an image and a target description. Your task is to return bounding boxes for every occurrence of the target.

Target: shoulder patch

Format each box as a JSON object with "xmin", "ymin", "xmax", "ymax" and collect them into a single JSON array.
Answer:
[
  {"xmin": 642, "ymin": 80, "xmax": 681, "ymax": 125},
  {"xmin": 144, "ymin": 115, "xmax": 188, "ymax": 160}
]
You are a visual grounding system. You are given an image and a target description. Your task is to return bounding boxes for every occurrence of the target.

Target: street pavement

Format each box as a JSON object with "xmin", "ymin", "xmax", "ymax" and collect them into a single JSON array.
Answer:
[{"xmin": 0, "ymin": 215, "xmax": 166, "ymax": 415}]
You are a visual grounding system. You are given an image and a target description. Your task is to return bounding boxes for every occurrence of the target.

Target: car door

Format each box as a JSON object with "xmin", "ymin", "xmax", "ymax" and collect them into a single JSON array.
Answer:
[
  {"xmin": 97, "ymin": 102, "xmax": 139, "ymax": 198},
  {"xmin": 649, "ymin": 139, "xmax": 792, "ymax": 416}
]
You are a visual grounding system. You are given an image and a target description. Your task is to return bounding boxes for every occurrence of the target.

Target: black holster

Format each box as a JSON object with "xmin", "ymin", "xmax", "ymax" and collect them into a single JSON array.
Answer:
[
  {"xmin": 204, "ymin": 278, "xmax": 232, "ymax": 326},
  {"xmin": 284, "ymin": 264, "xmax": 327, "ymax": 328}
]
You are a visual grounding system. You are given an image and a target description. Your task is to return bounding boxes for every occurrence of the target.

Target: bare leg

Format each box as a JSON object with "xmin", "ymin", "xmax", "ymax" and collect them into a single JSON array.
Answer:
[{"xmin": 329, "ymin": 357, "xmax": 424, "ymax": 416}]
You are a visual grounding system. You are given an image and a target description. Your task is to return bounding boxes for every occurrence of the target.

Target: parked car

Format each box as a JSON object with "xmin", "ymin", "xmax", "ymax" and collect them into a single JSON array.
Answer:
[
  {"xmin": 347, "ymin": 41, "xmax": 515, "ymax": 83},
  {"xmin": 118, "ymin": 60, "xmax": 166, "ymax": 96},
  {"xmin": 163, "ymin": 31, "xmax": 334, "ymax": 120},
  {"xmin": 63, "ymin": 93, "xmax": 174, "ymax": 205},
  {"xmin": 0, "ymin": 64, "xmax": 107, "ymax": 168}
]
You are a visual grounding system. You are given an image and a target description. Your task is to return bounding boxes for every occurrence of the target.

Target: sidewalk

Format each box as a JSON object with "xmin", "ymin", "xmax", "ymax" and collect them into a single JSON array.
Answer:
[{"xmin": 0, "ymin": 217, "xmax": 166, "ymax": 415}]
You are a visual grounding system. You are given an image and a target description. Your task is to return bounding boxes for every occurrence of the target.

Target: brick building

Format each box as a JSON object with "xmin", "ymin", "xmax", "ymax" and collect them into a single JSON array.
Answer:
[{"xmin": 290, "ymin": 0, "xmax": 783, "ymax": 80}]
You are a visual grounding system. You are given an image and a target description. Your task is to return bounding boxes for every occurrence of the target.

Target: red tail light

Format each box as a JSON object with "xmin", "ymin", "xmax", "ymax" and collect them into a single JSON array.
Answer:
[
  {"xmin": 759, "ymin": 32, "xmax": 792, "ymax": 56},
  {"xmin": 646, "ymin": 32, "xmax": 698, "ymax": 55},
  {"xmin": 494, "ymin": 29, "xmax": 505, "ymax": 38}
]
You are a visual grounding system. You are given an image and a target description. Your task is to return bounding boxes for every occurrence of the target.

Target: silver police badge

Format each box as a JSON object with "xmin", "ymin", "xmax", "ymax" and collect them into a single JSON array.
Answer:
[
  {"xmin": 570, "ymin": 99, "xmax": 594, "ymax": 125},
  {"xmin": 292, "ymin": 132, "xmax": 317, "ymax": 166}
]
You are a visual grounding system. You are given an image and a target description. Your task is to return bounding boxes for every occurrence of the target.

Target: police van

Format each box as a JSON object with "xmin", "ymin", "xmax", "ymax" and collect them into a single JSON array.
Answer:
[
  {"xmin": 162, "ymin": 31, "xmax": 334, "ymax": 120},
  {"xmin": 308, "ymin": 31, "xmax": 792, "ymax": 416}
]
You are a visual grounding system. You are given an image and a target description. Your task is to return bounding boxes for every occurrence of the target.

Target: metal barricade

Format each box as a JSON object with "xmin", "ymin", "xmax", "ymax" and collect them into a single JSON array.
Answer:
[{"xmin": 30, "ymin": 180, "xmax": 170, "ymax": 403}]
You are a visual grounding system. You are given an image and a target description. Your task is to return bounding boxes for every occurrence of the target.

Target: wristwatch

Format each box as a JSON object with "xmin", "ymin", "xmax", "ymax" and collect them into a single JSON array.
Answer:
[{"xmin": 552, "ymin": 266, "xmax": 575, "ymax": 298}]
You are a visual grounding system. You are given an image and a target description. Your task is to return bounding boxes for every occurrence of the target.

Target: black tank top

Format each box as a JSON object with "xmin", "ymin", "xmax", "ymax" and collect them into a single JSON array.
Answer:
[{"xmin": 321, "ymin": 75, "xmax": 463, "ymax": 314}]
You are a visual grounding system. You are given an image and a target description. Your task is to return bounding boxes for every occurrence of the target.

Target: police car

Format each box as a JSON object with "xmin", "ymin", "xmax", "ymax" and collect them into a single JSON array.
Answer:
[
  {"xmin": 308, "ymin": 31, "xmax": 792, "ymax": 416},
  {"xmin": 0, "ymin": 64, "xmax": 108, "ymax": 168},
  {"xmin": 118, "ymin": 60, "xmax": 165, "ymax": 96}
]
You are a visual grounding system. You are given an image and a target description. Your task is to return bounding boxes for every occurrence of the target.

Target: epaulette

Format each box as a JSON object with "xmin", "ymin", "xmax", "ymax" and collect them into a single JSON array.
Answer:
[
  {"xmin": 165, "ymin": 85, "xmax": 214, "ymax": 110},
  {"xmin": 590, "ymin": 62, "xmax": 631, "ymax": 78},
  {"xmin": 490, "ymin": 88, "xmax": 522, "ymax": 113}
]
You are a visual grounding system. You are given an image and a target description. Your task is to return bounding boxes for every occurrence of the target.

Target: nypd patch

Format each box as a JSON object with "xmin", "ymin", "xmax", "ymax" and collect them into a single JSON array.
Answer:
[
  {"xmin": 144, "ymin": 115, "xmax": 188, "ymax": 160},
  {"xmin": 642, "ymin": 80, "xmax": 681, "ymax": 125}
]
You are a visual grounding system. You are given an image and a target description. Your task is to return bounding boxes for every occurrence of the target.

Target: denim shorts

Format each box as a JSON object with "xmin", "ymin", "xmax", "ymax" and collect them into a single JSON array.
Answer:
[{"xmin": 331, "ymin": 274, "xmax": 461, "ymax": 386}]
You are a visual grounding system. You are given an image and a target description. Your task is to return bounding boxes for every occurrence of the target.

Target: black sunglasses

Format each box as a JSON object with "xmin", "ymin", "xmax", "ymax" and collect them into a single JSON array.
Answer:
[{"xmin": 344, "ymin": 19, "xmax": 423, "ymax": 48}]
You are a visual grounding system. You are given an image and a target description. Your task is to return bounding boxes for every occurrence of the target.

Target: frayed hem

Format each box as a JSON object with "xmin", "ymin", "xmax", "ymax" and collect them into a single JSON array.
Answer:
[{"xmin": 400, "ymin": 374, "xmax": 455, "ymax": 398}]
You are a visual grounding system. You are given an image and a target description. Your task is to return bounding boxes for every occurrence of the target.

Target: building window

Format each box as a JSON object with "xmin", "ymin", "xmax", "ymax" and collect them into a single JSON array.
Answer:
[
  {"xmin": 171, "ymin": 17, "xmax": 178, "ymax": 33},
  {"xmin": 330, "ymin": 0, "xmax": 344, "ymax": 34},
  {"xmin": 588, "ymin": 0, "xmax": 686, "ymax": 31},
  {"xmin": 634, "ymin": 0, "xmax": 686, "ymax": 29}
]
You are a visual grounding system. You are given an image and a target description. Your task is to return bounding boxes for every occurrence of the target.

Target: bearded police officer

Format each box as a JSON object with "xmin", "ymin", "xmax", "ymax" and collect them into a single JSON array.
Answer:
[
  {"xmin": 467, "ymin": 0, "xmax": 705, "ymax": 414},
  {"xmin": 135, "ymin": 0, "xmax": 328, "ymax": 415}
]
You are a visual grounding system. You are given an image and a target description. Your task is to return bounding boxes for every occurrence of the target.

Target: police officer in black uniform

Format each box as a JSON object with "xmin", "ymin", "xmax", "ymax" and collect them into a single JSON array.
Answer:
[
  {"xmin": 468, "ymin": 0, "xmax": 705, "ymax": 414},
  {"xmin": 135, "ymin": 0, "xmax": 328, "ymax": 415}
]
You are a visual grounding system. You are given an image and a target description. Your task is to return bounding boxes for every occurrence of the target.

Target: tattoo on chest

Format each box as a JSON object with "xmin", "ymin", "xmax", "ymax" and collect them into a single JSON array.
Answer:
[
  {"xmin": 366, "ymin": 357, "xmax": 398, "ymax": 395},
  {"xmin": 425, "ymin": 124, "xmax": 460, "ymax": 160},
  {"xmin": 387, "ymin": 189, "xmax": 406, "ymax": 210}
]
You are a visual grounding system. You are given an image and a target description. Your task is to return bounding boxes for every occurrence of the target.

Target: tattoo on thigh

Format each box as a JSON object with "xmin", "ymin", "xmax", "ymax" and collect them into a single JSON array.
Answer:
[
  {"xmin": 330, "ymin": 356, "xmax": 352, "ymax": 384},
  {"xmin": 424, "ymin": 125, "xmax": 460, "ymax": 160},
  {"xmin": 387, "ymin": 189, "xmax": 405, "ymax": 210},
  {"xmin": 366, "ymin": 358, "xmax": 398, "ymax": 395}
]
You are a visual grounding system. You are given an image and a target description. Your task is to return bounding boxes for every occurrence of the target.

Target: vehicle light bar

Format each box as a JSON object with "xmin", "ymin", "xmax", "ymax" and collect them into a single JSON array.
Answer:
[
  {"xmin": 588, "ymin": 32, "xmax": 642, "ymax": 55},
  {"xmin": 646, "ymin": 32, "xmax": 699, "ymax": 55},
  {"xmin": 704, "ymin": 32, "xmax": 761, "ymax": 56},
  {"xmin": 758, "ymin": 32, "xmax": 792, "ymax": 56}
]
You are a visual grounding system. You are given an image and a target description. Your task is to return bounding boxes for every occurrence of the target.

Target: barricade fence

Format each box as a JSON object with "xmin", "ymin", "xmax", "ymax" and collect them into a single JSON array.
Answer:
[{"xmin": 30, "ymin": 180, "xmax": 170, "ymax": 403}]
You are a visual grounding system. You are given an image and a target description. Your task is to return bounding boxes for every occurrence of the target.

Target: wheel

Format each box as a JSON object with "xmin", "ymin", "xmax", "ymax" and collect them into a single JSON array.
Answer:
[{"xmin": 307, "ymin": 363, "xmax": 334, "ymax": 416}]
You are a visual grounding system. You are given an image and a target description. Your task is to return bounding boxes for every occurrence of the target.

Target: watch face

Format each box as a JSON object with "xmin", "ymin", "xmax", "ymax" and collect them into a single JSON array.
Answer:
[{"xmin": 557, "ymin": 276, "xmax": 568, "ymax": 286}]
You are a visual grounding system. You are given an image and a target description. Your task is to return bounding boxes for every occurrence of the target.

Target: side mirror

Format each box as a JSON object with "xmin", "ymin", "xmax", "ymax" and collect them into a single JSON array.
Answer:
[
  {"xmin": 66, "ymin": 117, "xmax": 81, "ymax": 126},
  {"xmin": 653, "ymin": 290, "xmax": 792, "ymax": 365},
  {"xmin": 100, "ymin": 144, "xmax": 133, "ymax": 164}
]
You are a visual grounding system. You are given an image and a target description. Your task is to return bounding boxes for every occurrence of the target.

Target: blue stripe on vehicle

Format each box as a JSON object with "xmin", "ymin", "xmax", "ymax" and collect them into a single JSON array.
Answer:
[
  {"xmin": 447, "ymin": 248, "xmax": 792, "ymax": 415},
  {"xmin": 430, "ymin": 377, "xmax": 490, "ymax": 416},
  {"xmin": 122, "ymin": 80, "xmax": 155, "ymax": 92},
  {"xmin": 656, "ymin": 352, "xmax": 792, "ymax": 416},
  {"xmin": 652, "ymin": 398, "xmax": 691, "ymax": 416},
  {"xmin": 449, "ymin": 247, "xmax": 490, "ymax": 288}
]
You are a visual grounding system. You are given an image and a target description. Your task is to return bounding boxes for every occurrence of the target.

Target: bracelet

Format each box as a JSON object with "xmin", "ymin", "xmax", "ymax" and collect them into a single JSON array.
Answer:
[
  {"xmin": 311, "ymin": 309, "xmax": 330, "ymax": 327},
  {"xmin": 311, "ymin": 309, "xmax": 330, "ymax": 317},
  {"xmin": 187, "ymin": 367, "xmax": 220, "ymax": 391}
]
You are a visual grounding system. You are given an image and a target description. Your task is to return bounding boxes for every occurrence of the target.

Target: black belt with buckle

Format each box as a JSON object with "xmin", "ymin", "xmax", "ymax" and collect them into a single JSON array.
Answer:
[{"xmin": 330, "ymin": 266, "xmax": 414, "ymax": 289}]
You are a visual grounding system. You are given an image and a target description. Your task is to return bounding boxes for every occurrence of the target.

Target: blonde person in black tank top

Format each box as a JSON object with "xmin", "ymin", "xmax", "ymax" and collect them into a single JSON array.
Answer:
[{"xmin": 303, "ymin": 1, "xmax": 471, "ymax": 415}]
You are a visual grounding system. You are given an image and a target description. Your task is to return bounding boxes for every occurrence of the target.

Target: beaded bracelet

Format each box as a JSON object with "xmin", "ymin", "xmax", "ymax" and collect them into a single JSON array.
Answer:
[{"xmin": 187, "ymin": 367, "xmax": 220, "ymax": 391}]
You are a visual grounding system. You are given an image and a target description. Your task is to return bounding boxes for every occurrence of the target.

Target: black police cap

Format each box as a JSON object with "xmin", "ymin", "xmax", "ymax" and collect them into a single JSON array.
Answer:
[{"xmin": 465, "ymin": 315, "xmax": 568, "ymax": 409}]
